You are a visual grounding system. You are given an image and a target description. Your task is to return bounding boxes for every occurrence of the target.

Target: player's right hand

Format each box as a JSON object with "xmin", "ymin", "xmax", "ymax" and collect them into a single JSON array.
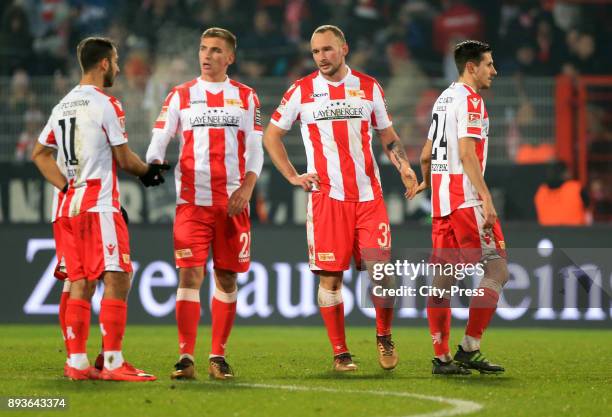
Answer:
[
  {"xmin": 482, "ymin": 197, "xmax": 497, "ymax": 229},
  {"xmin": 289, "ymin": 173, "xmax": 319, "ymax": 192},
  {"xmin": 140, "ymin": 163, "xmax": 171, "ymax": 187}
]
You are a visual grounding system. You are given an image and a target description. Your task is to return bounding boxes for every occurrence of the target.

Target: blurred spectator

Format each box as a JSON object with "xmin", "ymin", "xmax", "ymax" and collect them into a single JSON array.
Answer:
[
  {"xmin": 534, "ymin": 162, "xmax": 588, "ymax": 226},
  {"xmin": 239, "ymin": 9, "xmax": 292, "ymax": 77},
  {"xmin": 0, "ymin": 4, "xmax": 35, "ymax": 75},
  {"xmin": 8, "ymin": 70, "xmax": 36, "ymax": 138},
  {"xmin": 562, "ymin": 31, "xmax": 605, "ymax": 76},
  {"xmin": 433, "ymin": 0, "xmax": 484, "ymax": 57},
  {"xmin": 14, "ymin": 105, "xmax": 44, "ymax": 162}
]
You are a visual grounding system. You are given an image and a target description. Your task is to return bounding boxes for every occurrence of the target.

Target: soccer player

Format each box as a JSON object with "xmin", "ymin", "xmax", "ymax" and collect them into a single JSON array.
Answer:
[
  {"xmin": 146, "ymin": 28, "xmax": 264, "ymax": 380},
  {"xmin": 414, "ymin": 40, "xmax": 508, "ymax": 375},
  {"xmin": 263, "ymin": 25, "xmax": 417, "ymax": 372},
  {"xmin": 32, "ymin": 36, "xmax": 168, "ymax": 381}
]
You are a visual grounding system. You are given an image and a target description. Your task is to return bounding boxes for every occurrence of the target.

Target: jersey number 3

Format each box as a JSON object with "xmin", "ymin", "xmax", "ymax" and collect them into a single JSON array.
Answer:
[{"xmin": 58, "ymin": 117, "xmax": 79, "ymax": 166}]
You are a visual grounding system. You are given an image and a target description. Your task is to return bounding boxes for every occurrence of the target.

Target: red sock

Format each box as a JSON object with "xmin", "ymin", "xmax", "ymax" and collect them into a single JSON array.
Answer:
[
  {"xmin": 370, "ymin": 293, "xmax": 394, "ymax": 336},
  {"xmin": 465, "ymin": 288, "xmax": 499, "ymax": 339},
  {"xmin": 176, "ymin": 300, "xmax": 200, "ymax": 356},
  {"xmin": 65, "ymin": 299, "xmax": 91, "ymax": 355},
  {"xmin": 427, "ymin": 296, "xmax": 451, "ymax": 357},
  {"xmin": 210, "ymin": 293, "xmax": 237, "ymax": 357},
  {"xmin": 99, "ymin": 299, "xmax": 127, "ymax": 351},
  {"xmin": 59, "ymin": 291, "xmax": 70, "ymax": 357},
  {"xmin": 375, "ymin": 307, "xmax": 393, "ymax": 336},
  {"xmin": 320, "ymin": 303, "xmax": 348, "ymax": 355}
]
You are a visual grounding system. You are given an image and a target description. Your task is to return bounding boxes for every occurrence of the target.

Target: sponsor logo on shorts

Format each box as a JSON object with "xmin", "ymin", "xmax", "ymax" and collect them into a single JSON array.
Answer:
[
  {"xmin": 175, "ymin": 248, "xmax": 193, "ymax": 259},
  {"xmin": 239, "ymin": 256, "xmax": 250, "ymax": 263},
  {"xmin": 317, "ymin": 252, "xmax": 336, "ymax": 262},
  {"xmin": 122, "ymin": 254, "xmax": 130, "ymax": 264},
  {"xmin": 106, "ymin": 244, "xmax": 116, "ymax": 255},
  {"xmin": 482, "ymin": 233, "xmax": 491, "ymax": 245}
]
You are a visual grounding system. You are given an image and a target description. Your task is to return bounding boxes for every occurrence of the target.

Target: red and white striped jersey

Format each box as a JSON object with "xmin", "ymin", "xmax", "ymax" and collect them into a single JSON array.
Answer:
[
  {"xmin": 38, "ymin": 84, "xmax": 127, "ymax": 219},
  {"xmin": 270, "ymin": 67, "xmax": 392, "ymax": 202},
  {"xmin": 50, "ymin": 163, "xmax": 66, "ymax": 222},
  {"xmin": 147, "ymin": 77, "xmax": 263, "ymax": 206},
  {"xmin": 428, "ymin": 82, "xmax": 489, "ymax": 218}
]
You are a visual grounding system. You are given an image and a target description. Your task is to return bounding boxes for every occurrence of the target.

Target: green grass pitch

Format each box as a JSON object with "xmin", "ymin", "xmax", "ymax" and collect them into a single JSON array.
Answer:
[{"xmin": 1, "ymin": 325, "xmax": 610, "ymax": 417}]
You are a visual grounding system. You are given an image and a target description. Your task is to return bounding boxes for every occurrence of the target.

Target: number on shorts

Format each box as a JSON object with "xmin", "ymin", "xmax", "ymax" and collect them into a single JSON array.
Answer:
[
  {"xmin": 377, "ymin": 223, "xmax": 390, "ymax": 248},
  {"xmin": 239, "ymin": 232, "xmax": 251, "ymax": 258}
]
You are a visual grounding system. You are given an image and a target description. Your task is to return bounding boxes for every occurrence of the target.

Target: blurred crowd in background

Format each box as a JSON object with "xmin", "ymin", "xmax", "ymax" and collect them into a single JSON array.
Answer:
[{"xmin": 1, "ymin": 0, "xmax": 610, "ymax": 222}]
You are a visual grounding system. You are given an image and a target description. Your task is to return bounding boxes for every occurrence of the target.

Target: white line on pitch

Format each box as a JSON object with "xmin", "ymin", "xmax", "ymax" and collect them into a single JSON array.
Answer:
[{"xmin": 204, "ymin": 382, "xmax": 483, "ymax": 417}]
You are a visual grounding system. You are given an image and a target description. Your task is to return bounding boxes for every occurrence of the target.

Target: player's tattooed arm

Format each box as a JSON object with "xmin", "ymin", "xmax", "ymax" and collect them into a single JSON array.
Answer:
[
  {"xmin": 378, "ymin": 126, "xmax": 417, "ymax": 198},
  {"xmin": 386, "ymin": 140, "xmax": 409, "ymax": 172}
]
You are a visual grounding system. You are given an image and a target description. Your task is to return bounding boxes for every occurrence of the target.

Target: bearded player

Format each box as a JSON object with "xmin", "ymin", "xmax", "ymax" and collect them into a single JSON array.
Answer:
[
  {"xmin": 32, "ymin": 36, "xmax": 167, "ymax": 381},
  {"xmin": 264, "ymin": 25, "xmax": 417, "ymax": 372}
]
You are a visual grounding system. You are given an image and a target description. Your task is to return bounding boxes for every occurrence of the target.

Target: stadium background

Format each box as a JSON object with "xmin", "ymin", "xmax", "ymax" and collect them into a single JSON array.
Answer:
[{"xmin": 1, "ymin": 0, "xmax": 610, "ymax": 327}]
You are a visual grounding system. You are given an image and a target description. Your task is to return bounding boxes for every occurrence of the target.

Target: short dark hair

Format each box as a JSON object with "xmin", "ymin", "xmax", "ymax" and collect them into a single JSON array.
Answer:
[
  {"xmin": 77, "ymin": 37, "xmax": 116, "ymax": 73},
  {"xmin": 312, "ymin": 25, "xmax": 346, "ymax": 44},
  {"xmin": 202, "ymin": 27, "xmax": 237, "ymax": 52},
  {"xmin": 454, "ymin": 40, "xmax": 492, "ymax": 74}
]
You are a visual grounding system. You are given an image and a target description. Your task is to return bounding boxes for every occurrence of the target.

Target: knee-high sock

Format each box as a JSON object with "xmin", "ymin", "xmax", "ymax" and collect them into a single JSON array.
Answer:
[
  {"xmin": 426, "ymin": 296, "xmax": 451, "ymax": 357},
  {"xmin": 465, "ymin": 287, "xmax": 499, "ymax": 343},
  {"xmin": 99, "ymin": 298, "xmax": 127, "ymax": 370},
  {"xmin": 318, "ymin": 286, "xmax": 348, "ymax": 355},
  {"xmin": 65, "ymin": 298, "xmax": 91, "ymax": 369},
  {"xmin": 210, "ymin": 288, "xmax": 237, "ymax": 357},
  {"xmin": 371, "ymin": 293, "xmax": 394, "ymax": 336},
  {"xmin": 176, "ymin": 288, "xmax": 200, "ymax": 357},
  {"xmin": 59, "ymin": 280, "xmax": 71, "ymax": 358}
]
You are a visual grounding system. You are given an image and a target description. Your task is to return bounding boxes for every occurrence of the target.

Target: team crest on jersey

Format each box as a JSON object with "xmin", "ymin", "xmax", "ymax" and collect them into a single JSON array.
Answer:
[
  {"xmin": 347, "ymin": 89, "xmax": 365, "ymax": 98},
  {"xmin": 470, "ymin": 97, "xmax": 481, "ymax": 108},
  {"xmin": 225, "ymin": 98, "xmax": 243, "ymax": 107}
]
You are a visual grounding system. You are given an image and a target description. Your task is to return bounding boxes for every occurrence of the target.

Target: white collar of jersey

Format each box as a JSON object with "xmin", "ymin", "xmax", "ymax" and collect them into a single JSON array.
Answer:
[
  {"xmin": 317, "ymin": 65, "xmax": 352, "ymax": 87},
  {"xmin": 452, "ymin": 81, "xmax": 478, "ymax": 93},
  {"xmin": 198, "ymin": 76, "xmax": 230, "ymax": 91},
  {"xmin": 76, "ymin": 84, "xmax": 97, "ymax": 91}
]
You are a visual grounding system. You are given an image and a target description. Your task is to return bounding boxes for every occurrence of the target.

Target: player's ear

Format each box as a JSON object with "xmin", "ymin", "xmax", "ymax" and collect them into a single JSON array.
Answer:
[
  {"xmin": 100, "ymin": 57, "xmax": 110, "ymax": 72},
  {"xmin": 228, "ymin": 52, "xmax": 235, "ymax": 65},
  {"xmin": 342, "ymin": 42, "xmax": 349, "ymax": 57}
]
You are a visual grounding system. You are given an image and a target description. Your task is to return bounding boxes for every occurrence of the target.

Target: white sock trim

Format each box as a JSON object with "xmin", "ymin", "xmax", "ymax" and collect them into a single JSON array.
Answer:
[
  {"xmin": 461, "ymin": 335, "xmax": 481, "ymax": 352},
  {"xmin": 176, "ymin": 288, "xmax": 200, "ymax": 302},
  {"xmin": 213, "ymin": 288, "xmax": 237, "ymax": 303},
  {"xmin": 69, "ymin": 353, "xmax": 89, "ymax": 370},
  {"xmin": 318, "ymin": 286, "xmax": 343, "ymax": 307},
  {"xmin": 179, "ymin": 353, "xmax": 194, "ymax": 362},
  {"xmin": 104, "ymin": 351, "xmax": 124, "ymax": 371}
]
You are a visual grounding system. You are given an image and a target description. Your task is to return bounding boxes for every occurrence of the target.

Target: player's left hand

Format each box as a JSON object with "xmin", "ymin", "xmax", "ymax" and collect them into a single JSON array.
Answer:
[
  {"xmin": 410, "ymin": 181, "xmax": 429, "ymax": 199},
  {"xmin": 401, "ymin": 167, "xmax": 418, "ymax": 199},
  {"xmin": 228, "ymin": 183, "xmax": 254, "ymax": 217}
]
